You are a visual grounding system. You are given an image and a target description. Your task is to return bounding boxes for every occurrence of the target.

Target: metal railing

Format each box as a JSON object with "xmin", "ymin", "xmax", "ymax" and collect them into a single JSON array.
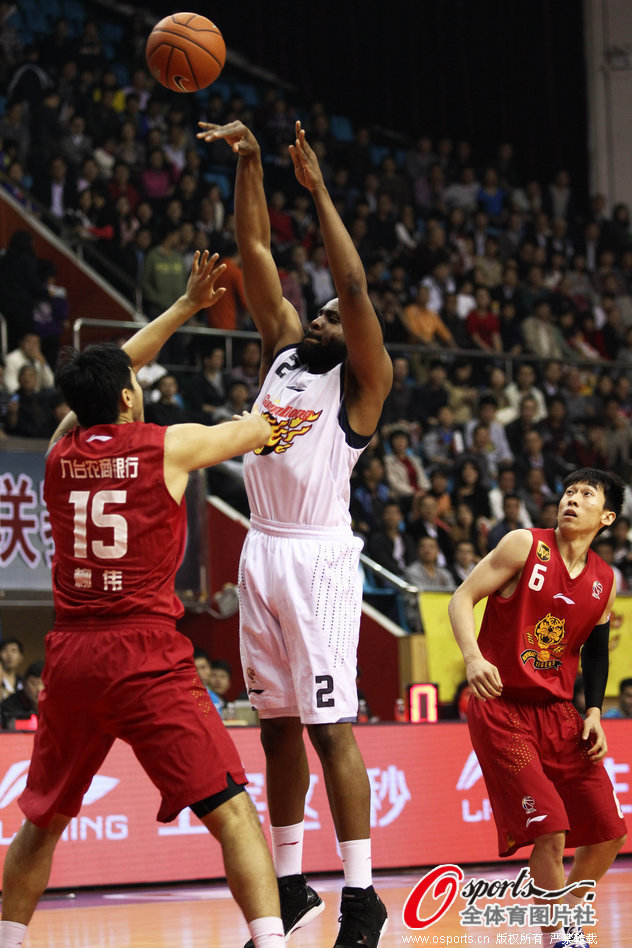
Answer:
[
  {"xmin": 69, "ymin": 317, "xmax": 632, "ymax": 384},
  {"xmin": 72, "ymin": 318, "xmax": 260, "ymax": 372}
]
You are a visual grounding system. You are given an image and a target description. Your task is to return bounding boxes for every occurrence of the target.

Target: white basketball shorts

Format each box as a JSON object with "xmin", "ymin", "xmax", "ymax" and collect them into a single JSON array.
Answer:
[{"xmin": 237, "ymin": 516, "xmax": 364, "ymax": 724}]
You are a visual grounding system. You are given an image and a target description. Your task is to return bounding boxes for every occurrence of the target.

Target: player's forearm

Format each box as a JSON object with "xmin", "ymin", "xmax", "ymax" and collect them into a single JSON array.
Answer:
[
  {"xmin": 309, "ymin": 183, "xmax": 367, "ymax": 298},
  {"xmin": 124, "ymin": 296, "xmax": 198, "ymax": 370},
  {"xmin": 235, "ymin": 149, "xmax": 271, "ymax": 254},
  {"xmin": 448, "ymin": 593, "xmax": 484, "ymax": 664},
  {"xmin": 170, "ymin": 415, "xmax": 271, "ymax": 471}
]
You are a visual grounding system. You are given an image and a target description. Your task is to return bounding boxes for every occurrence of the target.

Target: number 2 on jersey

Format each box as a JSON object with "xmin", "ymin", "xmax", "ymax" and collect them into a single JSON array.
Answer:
[{"xmin": 69, "ymin": 490, "xmax": 128, "ymax": 559}]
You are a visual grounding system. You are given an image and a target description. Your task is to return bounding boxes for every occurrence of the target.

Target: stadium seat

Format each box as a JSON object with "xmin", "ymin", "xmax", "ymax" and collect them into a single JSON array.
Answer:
[
  {"xmin": 330, "ymin": 115, "xmax": 354, "ymax": 142},
  {"xmin": 369, "ymin": 145, "xmax": 390, "ymax": 168},
  {"xmin": 234, "ymin": 82, "xmax": 260, "ymax": 107},
  {"xmin": 360, "ymin": 565, "xmax": 411, "ymax": 633},
  {"xmin": 203, "ymin": 172, "xmax": 233, "ymax": 200}
]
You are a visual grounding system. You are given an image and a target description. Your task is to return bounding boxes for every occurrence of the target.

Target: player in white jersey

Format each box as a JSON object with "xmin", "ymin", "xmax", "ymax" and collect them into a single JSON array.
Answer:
[{"xmin": 198, "ymin": 119, "xmax": 393, "ymax": 948}]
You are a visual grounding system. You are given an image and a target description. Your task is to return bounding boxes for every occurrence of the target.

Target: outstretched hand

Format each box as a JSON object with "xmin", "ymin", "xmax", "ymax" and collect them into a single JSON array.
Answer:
[
  {"xmin": 289, "ymin": 121, "xmax": 325, "ymax": 192},
  {"xmin": 197, "ymin": 120, "xmax": 260, "ymax": 156},
  {"xmin": 184, "ymin": 250, "xmax": 226, "ymax": 310}
]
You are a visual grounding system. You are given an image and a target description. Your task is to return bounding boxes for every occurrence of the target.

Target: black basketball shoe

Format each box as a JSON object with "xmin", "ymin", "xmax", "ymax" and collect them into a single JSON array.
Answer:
[
  {"xmin": 243, "ymin": 873, "xmax": 324, "ymax": 947},
  {"xmin": 333, "ymin": 885, "xmax": 388, "ymax": 947}
]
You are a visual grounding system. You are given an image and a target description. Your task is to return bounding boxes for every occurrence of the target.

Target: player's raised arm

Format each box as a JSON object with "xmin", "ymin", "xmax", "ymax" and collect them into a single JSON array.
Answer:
[
  {"xmin": 47, "ymin": 251, "xmax": 226, "ymax": 448},
  {"xmin": 448, "ymin": 528, "xmax": 533, "ymax": 700},
  {"xmin": 289, "ymin": 121, "xmax": 392, "ymax": 435},
  {"xmin": 123, "ymin": 250, "xmax": 226, "ymax": 371},
  {"xmin": 197, "ymin": 121, "xmax": 303, "ymax": 378}
]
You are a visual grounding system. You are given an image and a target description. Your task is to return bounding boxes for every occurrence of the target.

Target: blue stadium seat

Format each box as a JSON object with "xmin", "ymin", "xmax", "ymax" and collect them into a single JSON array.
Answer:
[
  {"xmin": 394, "ymin": 147, "xmax": 407, "ymax": 168},
  {"xmin": 208, "ymin": 80, "xmax": 231, "ymax": 102},
  {"xmin": 369, "ymin": 145, "xmax": 390, "ymax": 168},
  {"xmin": 203, "ymin": 172, "xmax": 232, "ymax": 200},
  {"xmin": 234, "ymin": 82, "xmax": 260, "ymax": 107},
  {"xmin": 330, "ymin": 115, "xmax": 354, "ymax": 142},
  {"xmin": 101, "ymin": 22, "xmax": 124, "ymax": 44},
  {"xmin": 62, "ymin": 0, "xmax": 85, "ymax": 18},
  {"xmin": 360, "ymin": 566, "xmax": 411, "ymax": 632},
  {"xmin": 111, "ymin": 63, "xmax": 130, "ymax": 86}
]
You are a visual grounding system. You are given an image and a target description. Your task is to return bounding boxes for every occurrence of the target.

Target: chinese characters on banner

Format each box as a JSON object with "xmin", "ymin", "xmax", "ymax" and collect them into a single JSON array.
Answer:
[{"xmin": 0, "ymin": 723, "xmax": 629, "ymax": 889}]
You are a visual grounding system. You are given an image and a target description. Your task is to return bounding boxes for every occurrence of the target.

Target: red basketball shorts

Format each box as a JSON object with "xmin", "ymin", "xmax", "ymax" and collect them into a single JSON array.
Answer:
[
  {"xmin": 467, "ymin": 694, "xmax": 627, "ymax": 857},
  {"xmin": 19, "ymin": 618, "xmax": 246, "ymax": 828}
]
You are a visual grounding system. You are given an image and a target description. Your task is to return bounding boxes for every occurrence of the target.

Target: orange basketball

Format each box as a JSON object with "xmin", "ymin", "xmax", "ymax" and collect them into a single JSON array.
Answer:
[{"xmin": 145, "ymin": 12, "xmax": 226, "ymax": 93}]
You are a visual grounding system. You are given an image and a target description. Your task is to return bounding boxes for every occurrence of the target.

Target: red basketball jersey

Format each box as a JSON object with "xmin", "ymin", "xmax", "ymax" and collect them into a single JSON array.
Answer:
[
  {"xmin": 478, "ymin": 528, "xmax": 613, "ymax": 700},
  {"xmin": 44, "ymin": 422, "xmax": 187, "ymax": 620}
]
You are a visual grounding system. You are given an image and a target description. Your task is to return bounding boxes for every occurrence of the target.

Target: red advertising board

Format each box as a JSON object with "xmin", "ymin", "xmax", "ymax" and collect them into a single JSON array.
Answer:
[{"xmin": 0, "ymin": 722, "xmax": 630, "ymax": 889}]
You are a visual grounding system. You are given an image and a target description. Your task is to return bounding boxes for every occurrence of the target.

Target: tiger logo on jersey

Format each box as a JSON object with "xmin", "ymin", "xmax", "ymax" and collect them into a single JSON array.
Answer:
[
  {"xmin": 536, "ymin": 540, "xmax": 550, "ymax": 562},
  {"xmin": 521, "ymin": 612, "xmax": 567, "ymax": 670},
  {"xmin": 254, "ymin": 407, "xmax": 323, "ymax": 455}
]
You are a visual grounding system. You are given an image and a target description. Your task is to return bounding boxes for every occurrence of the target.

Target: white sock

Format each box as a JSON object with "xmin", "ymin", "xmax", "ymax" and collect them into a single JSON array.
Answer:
[
  {"xmin": 271, "ymin": 821, "xmax": 304, "ymax": 878},
  {"xmin": 0, "ymin": 921, "xmax": 27, "ymax": 947},
  {"xmin": 566, "ymin": 892, "xmax": 584, "ymax": 911},
  {"xmin": 248, "ymin": 916, "xmax": 285, "ymax": 946},
  {"xmin": 339, "ymin": 838, "xmax": 372, "ymax": 889}
]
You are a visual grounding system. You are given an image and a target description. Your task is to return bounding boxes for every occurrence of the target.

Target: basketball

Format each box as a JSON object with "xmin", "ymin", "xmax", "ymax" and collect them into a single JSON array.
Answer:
[{"xmin": 145, "ymin": 12, "xmax": 226, "ymax": 93}]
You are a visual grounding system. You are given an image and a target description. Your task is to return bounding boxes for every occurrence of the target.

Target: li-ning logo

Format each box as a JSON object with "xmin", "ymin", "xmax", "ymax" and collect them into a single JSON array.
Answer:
[
  {"xmin": 592, "ymin": 581, "xmax": 603, "ymax": 600},
  {"xmin": 0, "ymin": 762, "xmax": 118, "ymax": 811},
  {"xmin": 0, "ymin": 761, "xmax": 30, "ymax": 809},
  {"xmin": 0, "ymin": 763, "xmax": 124, "ymax": 844}
]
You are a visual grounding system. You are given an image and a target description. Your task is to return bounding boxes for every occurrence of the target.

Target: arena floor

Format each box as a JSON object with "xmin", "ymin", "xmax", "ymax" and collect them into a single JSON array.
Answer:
[{"xmin": 25, "ymin": 856, "xmax": 631, "ymax": 946}]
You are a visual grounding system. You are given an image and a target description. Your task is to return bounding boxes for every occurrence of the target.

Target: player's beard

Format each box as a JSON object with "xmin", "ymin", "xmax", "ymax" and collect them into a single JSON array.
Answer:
[{"xmin": 296, "ymin": 335, "xmax": 347, "ymax": 372}]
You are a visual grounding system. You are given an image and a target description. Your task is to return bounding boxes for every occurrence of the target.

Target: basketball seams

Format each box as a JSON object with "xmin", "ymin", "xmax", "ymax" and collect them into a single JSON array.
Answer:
[
  {"xmin": 152, "ymin": 27, "xmax": 222, "ymax": 39},
  {"xmin": 168, "ymin": 12, "xmax": 217, "ymax": 31},
  {"xmin": 148, "ymin": 35, "xmax": 224, "ymax": 71}
]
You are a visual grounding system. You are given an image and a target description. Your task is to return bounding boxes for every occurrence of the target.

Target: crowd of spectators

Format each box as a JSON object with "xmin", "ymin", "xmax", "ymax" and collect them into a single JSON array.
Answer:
[
  {"xmin": 3, "ymin": 12, "xmax": 632, "ymax": 628},
  {"xmin": 0, "ymin": 637, "xmax": 43, "ymax": 731}
]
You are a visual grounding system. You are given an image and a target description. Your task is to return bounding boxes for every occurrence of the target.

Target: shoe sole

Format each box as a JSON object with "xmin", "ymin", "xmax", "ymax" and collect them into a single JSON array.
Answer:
[
  {"xmin": 286, "ymin": 898, "xmax": 325, "ymax": 938},
  {"xmin": 333, "ymin": 913, "xmax": 388, "ymax": 948}
]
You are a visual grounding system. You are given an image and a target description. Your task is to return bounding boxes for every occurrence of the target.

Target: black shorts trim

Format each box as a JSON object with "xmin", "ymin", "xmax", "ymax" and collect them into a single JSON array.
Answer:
[{"xmin": 189, "ymin": 772, "xmax": 246, "ymax": 817}]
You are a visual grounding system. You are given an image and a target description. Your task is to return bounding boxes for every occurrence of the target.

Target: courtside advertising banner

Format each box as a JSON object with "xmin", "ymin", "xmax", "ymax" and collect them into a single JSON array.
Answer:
[{"xmin": 0, "ymin": 722, "xmax": 629, "ymax": 888}]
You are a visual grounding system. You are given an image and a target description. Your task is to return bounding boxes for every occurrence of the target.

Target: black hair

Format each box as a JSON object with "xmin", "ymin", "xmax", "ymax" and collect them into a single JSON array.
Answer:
[
  {"xmin": 7, "ymin": 229, "xmax": 34, "ymax": 254},
  {"xmin": 561, "ymin": 468, "xmax": 625, "ymax": 519},
  {"xmin": 618, "ymin": 677, "xmax": 632, "ymax": 693},
  {"xmin": 193, "ymin": 647, "xmax": 211, "ymax": 662},
  {"xmin": 388, "ymin": 427, "xmax": 410, "ymax": 446},
  {"xmin": 478, "ymin": 394, "xmax": 498, "ymax": 408},
  {"xmin": 55, "ymin": 344, "xmax": 133, "ymax": 428},
  {"xmin": 210, "ymin": 659, "xmax": 232, "ymax": 676},
  {"xmin": 0, "ymin": 638, "xmax": 24, "ymax": 653},
  {"xmin": 226, "ymin": 378, "xmax": 249, "ymax": 396},
  {"xmin": 24, "ymin": 660, "xmax": 44, "ymax": 680}
]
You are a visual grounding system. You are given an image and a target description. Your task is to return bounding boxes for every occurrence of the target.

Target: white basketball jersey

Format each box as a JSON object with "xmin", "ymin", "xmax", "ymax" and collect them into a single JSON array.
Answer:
[{"xmin": 244, "ymin": 346, "xmax": 371, "ymax": 528}]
